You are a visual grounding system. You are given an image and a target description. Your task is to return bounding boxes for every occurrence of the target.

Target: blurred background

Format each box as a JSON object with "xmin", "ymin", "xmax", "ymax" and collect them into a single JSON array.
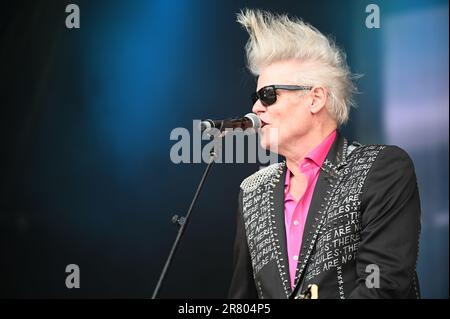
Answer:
[{"xmin": 0, "ymin": 0, "xmax": 448, "ymax": 298}]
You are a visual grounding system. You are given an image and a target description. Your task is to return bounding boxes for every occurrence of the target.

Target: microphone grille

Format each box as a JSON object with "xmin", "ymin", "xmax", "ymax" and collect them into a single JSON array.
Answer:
[{"xmin": 244, "ymin": 113, "xmax": 261, "ymax": 129}]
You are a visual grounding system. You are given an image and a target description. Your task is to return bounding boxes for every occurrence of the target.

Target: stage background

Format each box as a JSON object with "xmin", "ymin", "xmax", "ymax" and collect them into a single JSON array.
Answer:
[{"xmin": 0, "ymin": 0, "xmax": 448, "ymax": 298}]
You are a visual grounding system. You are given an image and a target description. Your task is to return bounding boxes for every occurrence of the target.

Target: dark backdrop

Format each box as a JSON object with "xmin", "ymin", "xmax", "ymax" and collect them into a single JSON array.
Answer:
[{"xmin": 0, "ymin": 0, "xmax": 448, "ymax": 298}]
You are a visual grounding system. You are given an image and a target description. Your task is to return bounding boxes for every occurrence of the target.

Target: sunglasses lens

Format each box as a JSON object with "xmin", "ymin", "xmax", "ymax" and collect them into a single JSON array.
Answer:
[
  {"xmin": 252, "ymin": 86, "xmax": 277, "ymax": 106},
  {"xmin": 260, "ymin": 87, "xmax": 276, "ymax": 106}
]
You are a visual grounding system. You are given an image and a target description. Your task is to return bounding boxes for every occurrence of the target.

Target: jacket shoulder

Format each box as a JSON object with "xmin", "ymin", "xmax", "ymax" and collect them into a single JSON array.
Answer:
[
  {"xmin": 240, "ymin": 162, "xmax": 285, "ymax": 193},
  {"xmin": 350, "ymin": 143, "xmax": 413, "ymax": 163},
  {"xmin": 369, "ymin": 144, "xmax": 416, "ymax": 171}
]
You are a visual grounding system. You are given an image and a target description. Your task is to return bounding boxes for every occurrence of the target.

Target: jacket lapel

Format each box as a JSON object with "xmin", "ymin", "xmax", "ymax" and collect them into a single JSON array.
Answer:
[
  {"xmin": 290, "ymin": 132, "xmax": 349, "ymax": 295},
  {"xmin": 270, "ymin": 166, "xmax": 293, "ymax": 295}
]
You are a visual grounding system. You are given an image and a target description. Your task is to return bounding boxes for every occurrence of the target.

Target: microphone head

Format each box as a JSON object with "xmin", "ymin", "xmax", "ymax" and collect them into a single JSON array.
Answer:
[{"xmin": 244, "ymin": 113, "xmax": 261, "ymax": 129}]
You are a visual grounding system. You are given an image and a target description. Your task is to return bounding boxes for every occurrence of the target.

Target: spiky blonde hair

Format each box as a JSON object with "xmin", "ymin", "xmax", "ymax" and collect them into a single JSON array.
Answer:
[{"xmin": 237, "ymin": 9, "xmax": 359, "ymax": 125}]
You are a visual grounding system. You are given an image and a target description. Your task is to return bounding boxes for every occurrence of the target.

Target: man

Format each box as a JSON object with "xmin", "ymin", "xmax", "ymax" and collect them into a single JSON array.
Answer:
[{"xmin": 228, "ymin": 9, "xmax": 421, "ymax": 299}]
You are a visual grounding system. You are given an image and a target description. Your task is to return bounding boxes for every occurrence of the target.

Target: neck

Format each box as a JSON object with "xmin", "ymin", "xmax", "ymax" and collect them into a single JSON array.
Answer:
[{"xmin": 284, "ymin": 124, "xmax": 336, "ymax": 177}]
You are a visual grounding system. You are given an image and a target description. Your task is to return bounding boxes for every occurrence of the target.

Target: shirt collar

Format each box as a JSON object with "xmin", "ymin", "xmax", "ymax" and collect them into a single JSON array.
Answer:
[
  {"xmin": 305, "ymin": 129, "xmax": 337, "ymax": 168},
  {"xmin": 285, "ymin": 129, "xmax": 337, "ymax": 186}
]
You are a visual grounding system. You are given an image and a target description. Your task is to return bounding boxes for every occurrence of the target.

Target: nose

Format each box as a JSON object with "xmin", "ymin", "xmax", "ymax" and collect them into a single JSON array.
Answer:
[{"xmin": 252, "ymin": 100, "xmax": 266, "ymax": 115}]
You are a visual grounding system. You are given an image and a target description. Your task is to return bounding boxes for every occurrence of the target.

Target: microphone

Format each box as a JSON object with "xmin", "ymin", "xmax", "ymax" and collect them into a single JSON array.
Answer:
[{"xmin": 200, "ymin": 113, "xmax": 261, "ymax": 132}]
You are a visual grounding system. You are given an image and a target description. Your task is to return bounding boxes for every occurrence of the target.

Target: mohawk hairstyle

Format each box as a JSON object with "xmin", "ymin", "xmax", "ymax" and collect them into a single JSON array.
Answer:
[{"xmin": 237, "ymin": 9, "xmax": 360, "ymax": 125}]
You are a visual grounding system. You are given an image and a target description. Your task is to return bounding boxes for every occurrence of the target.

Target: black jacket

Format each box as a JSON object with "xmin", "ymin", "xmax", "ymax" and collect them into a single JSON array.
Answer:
[{"xmin": 228, "ymin": 132, "xmax": 421, "ymax": 299}]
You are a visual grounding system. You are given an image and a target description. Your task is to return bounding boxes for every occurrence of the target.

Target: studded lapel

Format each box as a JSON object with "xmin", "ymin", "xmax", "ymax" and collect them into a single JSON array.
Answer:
[
  {"xmin": 270, "ymin": 167, "xmax": 291, "ymax": 293},
  {"xmin": 290, "ymin": 132, "xmax": 349, "ymax": 297}
]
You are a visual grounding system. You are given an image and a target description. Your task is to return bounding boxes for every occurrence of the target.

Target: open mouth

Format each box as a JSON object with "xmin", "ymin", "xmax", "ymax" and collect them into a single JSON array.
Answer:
[{"xmin": 260, "ymin": 120, "xmax": 270, "ymax": 128}]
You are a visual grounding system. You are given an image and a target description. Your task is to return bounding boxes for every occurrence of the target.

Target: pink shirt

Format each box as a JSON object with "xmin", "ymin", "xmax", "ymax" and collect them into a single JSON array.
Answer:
[{"xmin": 284, "ymin": 130, "xmax": 336, "ymax": 289}]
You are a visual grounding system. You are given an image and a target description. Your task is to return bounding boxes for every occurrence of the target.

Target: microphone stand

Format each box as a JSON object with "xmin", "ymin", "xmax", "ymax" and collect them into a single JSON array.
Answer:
[{"xmin": 151, "ymin": 128, "xmax": 222, "ymax": 299}]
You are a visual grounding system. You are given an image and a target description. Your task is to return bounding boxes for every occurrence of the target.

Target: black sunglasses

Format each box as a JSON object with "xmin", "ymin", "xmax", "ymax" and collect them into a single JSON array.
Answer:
[{"xmin": 251, "ymin": 85, "xmax": 313, "ymax": 106}]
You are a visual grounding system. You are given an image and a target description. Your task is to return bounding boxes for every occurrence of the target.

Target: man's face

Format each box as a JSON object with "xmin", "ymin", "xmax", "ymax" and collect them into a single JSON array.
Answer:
[{"xmin": 252, "ymin": 60, "xmax": 314, "ymax": 154}]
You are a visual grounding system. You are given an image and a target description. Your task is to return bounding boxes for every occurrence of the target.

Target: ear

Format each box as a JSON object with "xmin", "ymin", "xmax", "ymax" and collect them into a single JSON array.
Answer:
[{"xmin": 309, "ymin": 87, "xmax": 328, "ymax": 114}]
